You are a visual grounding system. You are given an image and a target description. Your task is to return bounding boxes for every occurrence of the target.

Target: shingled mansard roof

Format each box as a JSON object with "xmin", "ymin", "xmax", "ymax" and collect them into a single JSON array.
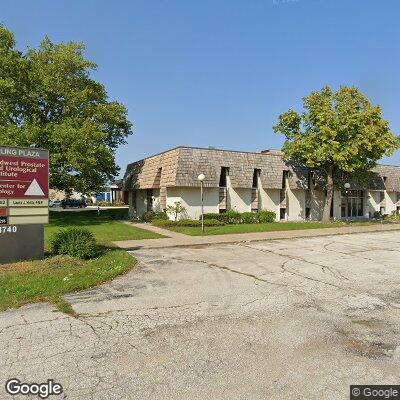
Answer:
[{"xmin": 123, "ymin": 146, "xmax": 400, "ymax": 192}]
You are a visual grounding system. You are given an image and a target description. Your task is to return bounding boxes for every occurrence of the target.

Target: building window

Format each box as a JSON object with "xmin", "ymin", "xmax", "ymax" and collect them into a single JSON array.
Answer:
[
  {"xmin": 252, "ymin": 169, "xmax": 260, "ymax": 188},
  {"xmin": 219, "ymin": 167, "xmax": 229, "ymax": 187},
  {"xmin": 307, "ymin": 171, "xmax": 315, "ymax": 189},
  {"xmin": 305, "ymin": 207, "xmax": 311, "ymax": 219},
  {"xmin": 380, "ymin": 206, "xmax": 386, "ymax": 215},
  {"xmin": 155, "ymin": 167, "xmax": 162, "ymax": 186},
  {"xmin": 379, "ymin": 191, "xmax": 385, "ymax": 203},
  {"xmin": 397, "ymin": 206, "xmax": 400, "ymax": 215},
  {"xmin": 282, "ymin": 171, "xmax": 288, "ymax": 189},
  {"xmin": 280, "ymin": 208, "xmax": 286, "ymax": 220},
  {"xmin": 146, "ymin": 189, "xmax": 153, "ymax": 211}
]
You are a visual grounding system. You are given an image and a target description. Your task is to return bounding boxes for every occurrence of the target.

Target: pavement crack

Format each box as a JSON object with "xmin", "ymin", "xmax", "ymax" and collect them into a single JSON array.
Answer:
[
  {"xmin": 239, "ymin": 243, "xmax": 344, "ymax": 288},
  {"xmin": 168, "ymin": 256, "xmax": 288, "ymax": 287}
]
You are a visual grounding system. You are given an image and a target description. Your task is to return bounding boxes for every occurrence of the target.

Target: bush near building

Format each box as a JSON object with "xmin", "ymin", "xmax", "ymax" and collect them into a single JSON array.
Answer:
[
  {"xmin": 153, "ymin": 218, "xmax": 225, "ymax": 228},
  {"xmin": 202, "ymin": 210, "xmax": 276, "ymax": 224},
  {"xmin": 384, "ymin": 211, "xmax": 400, "ymax": 221},
  {"xmin": 142, "ymin": 210, "xmax": 169, "ymax": 222}
]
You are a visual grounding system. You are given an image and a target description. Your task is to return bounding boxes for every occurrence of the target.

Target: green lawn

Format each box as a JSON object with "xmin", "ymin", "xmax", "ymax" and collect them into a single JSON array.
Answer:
[
  {"xmin": 0, "ymin": 209, "xmax": 162, "ymax": 314},
  {"xmin": 45, "ymin": 209, "xmax": 164, "ymax": 247},
  {"xmin": 0, "ymin": 248, "xmax": 135, "ymax": 314},
  {"xmin": 169, "ymin": 221, "xmax": 374, "ymax": 236}
]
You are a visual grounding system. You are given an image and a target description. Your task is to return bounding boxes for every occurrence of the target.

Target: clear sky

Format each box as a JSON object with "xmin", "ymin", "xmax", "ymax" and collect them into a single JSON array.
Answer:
[{"xmin": 1, "ymin": 0, "xmax": 399, "ymax": 176}]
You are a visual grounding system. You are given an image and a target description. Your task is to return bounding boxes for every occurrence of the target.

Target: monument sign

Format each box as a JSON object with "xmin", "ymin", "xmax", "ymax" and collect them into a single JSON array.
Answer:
[{"xmin": 0, "ymin": 145, "xmax": 49, "ymax": 263}]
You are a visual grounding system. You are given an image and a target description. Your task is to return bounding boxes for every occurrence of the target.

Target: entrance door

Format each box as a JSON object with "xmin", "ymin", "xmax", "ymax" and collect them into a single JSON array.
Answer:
[{"xmin": 341, "ymin": 190, "xmax": 364, "ymax": 218}]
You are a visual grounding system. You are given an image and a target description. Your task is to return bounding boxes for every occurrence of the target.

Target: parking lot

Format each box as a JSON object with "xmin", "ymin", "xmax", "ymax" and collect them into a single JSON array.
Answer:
[{"xmin": 1, "ymin": 231, "xmax": 400, "ymax": 399}]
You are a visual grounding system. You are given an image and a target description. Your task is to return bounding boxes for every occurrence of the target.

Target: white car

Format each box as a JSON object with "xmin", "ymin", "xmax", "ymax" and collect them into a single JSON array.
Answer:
[{"xmin": 49, "ymin": 200, "xmax": 61, "ymax": 208}]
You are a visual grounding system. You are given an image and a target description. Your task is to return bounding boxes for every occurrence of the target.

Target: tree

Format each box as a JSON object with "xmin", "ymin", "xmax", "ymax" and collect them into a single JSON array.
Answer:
[
  {"xmin": 166, "ymin": 201, "xmax": 187, "ymax": 221},
  {"xmin": 0, "ymin": 25, "xmax": 132, "ymax": 193},
  {"xmin": 273, "ymin": 86, "xmax": 399, "ymax": 222}
]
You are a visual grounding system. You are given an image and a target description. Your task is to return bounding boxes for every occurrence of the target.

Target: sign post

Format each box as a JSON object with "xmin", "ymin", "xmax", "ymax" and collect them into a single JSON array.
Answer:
[{"xmin": 0, "ymin": 145, "xmax": 49, "ymax": 264}]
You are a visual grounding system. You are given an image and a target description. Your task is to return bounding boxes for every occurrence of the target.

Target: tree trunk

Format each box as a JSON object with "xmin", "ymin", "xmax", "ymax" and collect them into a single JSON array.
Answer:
[{"xmin": 322, "ymin": 165, "xmax": 334, "ymax": 222}]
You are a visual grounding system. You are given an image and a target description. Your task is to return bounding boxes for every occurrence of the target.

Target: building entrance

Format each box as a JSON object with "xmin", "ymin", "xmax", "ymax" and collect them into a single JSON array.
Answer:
[{"xmin": 341, "ymin": 190, "xmax": 364, "ymax": 218}]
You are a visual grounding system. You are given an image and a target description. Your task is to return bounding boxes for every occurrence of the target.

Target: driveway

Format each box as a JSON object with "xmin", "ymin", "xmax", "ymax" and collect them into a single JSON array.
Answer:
[{"xmin": 1, "ymin": 231, "xmax": 400, "ymax": 399}]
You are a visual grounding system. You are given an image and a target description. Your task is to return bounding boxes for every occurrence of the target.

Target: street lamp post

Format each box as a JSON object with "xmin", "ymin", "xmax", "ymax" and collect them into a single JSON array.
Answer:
[
  {"xmin": 198, "ymin": 174, "xmax": 205, "ymax": 234},
  {"xmin": 344, "ymin": 182, "xmax": 350, "ymax": 222}
]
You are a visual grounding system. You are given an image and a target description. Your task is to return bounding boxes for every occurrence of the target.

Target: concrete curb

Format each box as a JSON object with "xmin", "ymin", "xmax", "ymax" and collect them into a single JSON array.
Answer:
[{"xmin": 114, "ymin": 223, "xmax": 400, "ymax": 250}]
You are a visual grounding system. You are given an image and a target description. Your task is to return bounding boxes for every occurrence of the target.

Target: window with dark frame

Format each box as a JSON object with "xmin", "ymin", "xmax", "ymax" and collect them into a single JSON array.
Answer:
[
  {"xmin": 307, "ymin": 171, "xmax": 316, "ymax": 190},
  {"xmin": 282, "ymin": 170, "xmax": 288, "ymax": 189},
  {"xmin": 252, "ymin": 169, "xmax": 260, "ymax": 188},
  {"xmin": 146, "ymin": 189, "xmax": 153, "ymax": 211},
  {"xmin": 219, "ymin": 167, "xmax": 229, "ymax": 187}
]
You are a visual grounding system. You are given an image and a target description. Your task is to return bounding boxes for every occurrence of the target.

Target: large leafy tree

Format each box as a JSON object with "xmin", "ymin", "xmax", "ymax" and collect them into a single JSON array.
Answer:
[
  {"xmin": 274, "ymin": 86, "xmax": 399, "ymax": 222},
  {"xmin": 0, "ymin": 25, "xmax": 132, "ymax": 194}
]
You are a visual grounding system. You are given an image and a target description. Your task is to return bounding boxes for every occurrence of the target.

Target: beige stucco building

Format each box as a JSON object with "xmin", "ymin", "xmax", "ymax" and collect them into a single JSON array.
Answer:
[{"xmin": 123, "ymin": 146, "xmax": 400, "ymax": 221}]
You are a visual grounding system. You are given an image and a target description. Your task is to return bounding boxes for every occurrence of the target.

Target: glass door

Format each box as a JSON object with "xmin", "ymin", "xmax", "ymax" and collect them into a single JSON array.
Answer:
[{"xmin": 341, "ymin": 191, "xmax": 364, "ymax": 218}]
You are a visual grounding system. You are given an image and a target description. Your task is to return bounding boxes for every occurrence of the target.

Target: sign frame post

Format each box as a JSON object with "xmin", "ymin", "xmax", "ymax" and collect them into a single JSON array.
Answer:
[{"xmin": 0, "ymin": 145, "xmax": 49, "ymax": 264}]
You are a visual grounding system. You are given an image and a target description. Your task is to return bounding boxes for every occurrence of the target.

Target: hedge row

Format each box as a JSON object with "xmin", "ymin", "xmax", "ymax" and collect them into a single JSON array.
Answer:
[
  {"xmin": 202, "ymin": 209, "xmax": 276, "ymax": 224},
  {"xmin": 142, "ymin": 210, "xmax": 169, "ymax": 222},
  {"xmin": 152, "ymin": 218, "xmax": 225, "ymax": 228}
]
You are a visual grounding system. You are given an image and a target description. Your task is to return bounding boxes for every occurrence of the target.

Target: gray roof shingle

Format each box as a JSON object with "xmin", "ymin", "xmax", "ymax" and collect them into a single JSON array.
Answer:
[{"xmin": 123, "ymin": 146, "xmax": 400, "ymax": 192}]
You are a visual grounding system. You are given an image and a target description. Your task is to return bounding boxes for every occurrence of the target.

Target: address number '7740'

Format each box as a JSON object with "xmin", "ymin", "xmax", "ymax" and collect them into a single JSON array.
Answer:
[{"xmin": 0, "ymin": 226, "xmax": 17, "ymax": 234}]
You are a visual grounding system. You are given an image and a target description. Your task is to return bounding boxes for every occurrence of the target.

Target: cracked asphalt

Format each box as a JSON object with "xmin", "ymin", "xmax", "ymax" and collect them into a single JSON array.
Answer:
[{"xmin": 1, "ymin": 231, "xmax": 400, "ymax": 399}]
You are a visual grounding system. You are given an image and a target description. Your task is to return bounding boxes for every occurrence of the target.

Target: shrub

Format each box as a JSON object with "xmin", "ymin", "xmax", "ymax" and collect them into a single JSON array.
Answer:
[
  {"xmin": 373, "ymin": 211, "xmax": 383, "ymax": 220},
  {"xmin": 166, "ymin": 201, "xmax": 187, "ymax": 221},
  {"xmin": 225, "ymin": 209, "xmax": 241, "ymax": 224},
  {"xmin": 203, "ymin": 219, "xmax": 225, "ymax": 227},
  {"xmin": 241, "ymin": 212, "xmax": 259, "ymax": 224},
  {"xmin": 257, "ymin": 210, "xmax": 276, "ymax": 223},
  {"xmin": 153, "ymin": 219, "xmax": 173, "ymax": 227},
  {"xmin": 385, "ymin": 211, "xmax": 400, "ymax": 221},
  {"xmin": 202, "ymin": 213, "xmax": 228, "ymax": 223},
  {"xmin": 176, "ymin": 219, "xmax": 202, "ymax": 227},
  {"xmin": 50, "ymin": 228, "xmax": 98, "ymax": 259},
  {"xmin": 98, "ymin": 200, "xmax": 112, "ymax": 206},
  {"xmin": 143, "ymin": 210, "xmax": 168, "ymax": 222},
  {"xmin": 152, "ymin": 218, "xmax": 225, "ymax": 228},
  {"xmin": 202, "ymin": 210, "xmax": 276, "ymax": 224},
  {"xmin": 152, "ymin": 219, "xmax": 175, "ymax": 227},
  {"xmin": 179, "ymin": 218, "xmax": 225, "ymax": 227}
]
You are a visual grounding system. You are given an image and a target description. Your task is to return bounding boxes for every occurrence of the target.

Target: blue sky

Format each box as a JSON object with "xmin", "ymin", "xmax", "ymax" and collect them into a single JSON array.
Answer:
[{"xmin": 1, "ymin": 0, "xmax": 399, "ymax": 175}]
